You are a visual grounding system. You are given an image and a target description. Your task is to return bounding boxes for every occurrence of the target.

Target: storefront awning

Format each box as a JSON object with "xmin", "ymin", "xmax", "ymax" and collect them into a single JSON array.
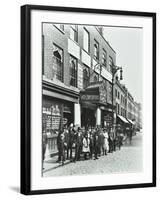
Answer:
[
  {"xmin": 127, "ymin": 119, "xmax": 134, "ymax": 125},
  {"xmin": 117, "ymin": 115, "xmax": 129, "ymax": 124}
]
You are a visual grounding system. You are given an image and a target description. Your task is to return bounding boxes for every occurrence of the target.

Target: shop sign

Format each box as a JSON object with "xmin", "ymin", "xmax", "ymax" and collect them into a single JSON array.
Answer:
[{"xmin": 81, "ymin": 94, "xmax": 99, "ymax": 101}]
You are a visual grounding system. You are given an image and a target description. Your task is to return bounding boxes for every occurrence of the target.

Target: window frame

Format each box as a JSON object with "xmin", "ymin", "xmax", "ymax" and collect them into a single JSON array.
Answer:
[
  {"xmin": 94, "ymin": 39, "xmax": 99, "ymax": 60},
  {"xmin": 52, "ymin": 43, "xmax": 64, "ymax": 82},
  {"xmin": 83, "ymin": 65, "xmax": 90, "ymax": 89},
  {"xmin": 70, "ymin": 25, "xmax": 78, "ymax": 42},
  {"xmin": 83, "ymin": 27, "xmax": 90, "ymax": 53},
  {"xmin": 102, "ymin": 48, "xmax": 107, "ymax": 67},
  {"xmin": 69, "ymin": 55, "xmax": 78, "ymax": 87}
]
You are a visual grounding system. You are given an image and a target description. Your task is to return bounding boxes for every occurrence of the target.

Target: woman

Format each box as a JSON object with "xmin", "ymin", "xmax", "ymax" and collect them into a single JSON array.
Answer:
[
  {"xmin": 103, "ymin": 128, "xmax": 109, "ymax": 155},
  {"xmin": 82, "ymin": 132, "xmax": 90, "ymax": 160}
]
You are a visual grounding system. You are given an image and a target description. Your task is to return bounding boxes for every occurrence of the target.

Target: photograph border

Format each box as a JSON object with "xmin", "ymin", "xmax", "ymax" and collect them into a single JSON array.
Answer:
[{"xmin": 20, "ymin": 4, "xmax": 156, "ymax": 195}]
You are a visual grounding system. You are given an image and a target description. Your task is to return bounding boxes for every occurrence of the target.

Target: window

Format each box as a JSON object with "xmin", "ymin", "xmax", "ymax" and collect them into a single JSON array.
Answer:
[
  {"xmin": 109, "ymin": 56, "xmax": 113, "ymax": 72},
  {"xmin": 83, "ymin": 66, "xmax": 90, "ymax": 88},
  {"xmin": 121, "ymin": 95, "xmax": 123, "ymax": 103},
  {"xmin": 54, "ymin": 24, "xmax": 64, "ymax": 31},
  {"xmin": 115, "ymin": 88, "xmax": 117, "ymax": 97},
  {"xmin": 102, "ymin": 49, "xmax": 107, "ymax": 67},
  {"xmin": 121, "ymin": 108, "xmax": 123, "ymax": 116},
  {"xmin": 118, "ymin": 104, "xmax": 120, "ymax": 115},
  {"xmin": 69, "ymin": 55, "xmax": 78, "ymax": 87},
  {"xmin": 116, "ymin": 103, "xmax": 118, "ymax": 114},
  {"xmin": 96, "ymin": 26, "xmax": 103, "ymax": 35},
  {"xmin": 94, "ymin": 40, "xmax": 99, "ymax": 60},
  {"xmin": 70, "ymin": 25, "xmax": 78, "ymax": 42},
  {"xmin": 83, "ymin": 28, "xmax": 90, "ymax": 52},
  {"xmin": 118, "ymin": 91, "xmax": 120, "ymax": 99},
  {"xmin": 52, "ymin": 44, "xmax": 63, "ymax": 82}
]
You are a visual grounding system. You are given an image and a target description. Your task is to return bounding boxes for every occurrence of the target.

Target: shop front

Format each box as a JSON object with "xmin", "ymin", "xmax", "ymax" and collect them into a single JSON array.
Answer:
[
  {"xmin": 42, "ymin": 80, "xmax": 79, "ymax": 157},
  {"xmin": 80, "ymin": 81, "xmax": 115, "ymax": 129},
  {"xmin": 116, "ymin": 115, "xmax": 130, "ymax": 135},
  {"xmin": 101, "ymin": 109, "xmax": 112, "ymax": 128}
]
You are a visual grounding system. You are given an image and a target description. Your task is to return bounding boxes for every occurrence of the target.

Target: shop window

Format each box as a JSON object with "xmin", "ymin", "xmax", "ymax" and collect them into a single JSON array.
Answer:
[
  {"xmin": 70, "ymin": 25, "xmax": 78, "ymax": 42},
  {"xmin": 83, "ymin": 28, "xmax": 90, "ymax": 52},
  {"xmin": 94, "ymin": 40, "xmax": 99, "ymax": 60},
  {"xmin": 52, "ymin": 44, "xmax": 63, "ymax": 82},
  {"xmin": 69, "ymin": 55, "xmax": 78, "ymax": 87},
  {"xmin": 83, "ymin": 66, "xmax": 90, "ymax": 88}
]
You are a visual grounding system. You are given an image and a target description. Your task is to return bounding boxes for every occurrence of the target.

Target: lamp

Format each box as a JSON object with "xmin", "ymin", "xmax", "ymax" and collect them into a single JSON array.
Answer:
[{"xmin": 120, "ymin": 68, "xmax": 123, "ymax": 80}]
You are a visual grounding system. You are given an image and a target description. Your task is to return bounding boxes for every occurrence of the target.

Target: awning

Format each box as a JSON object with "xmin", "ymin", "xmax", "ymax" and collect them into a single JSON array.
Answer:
[
  {"xmin": 127, "ymin": 119, "xmax": 134, "ymax": 125},
  {"xmin": 117, "ymin": 115, "xmax": 129, "ymax": 124}
]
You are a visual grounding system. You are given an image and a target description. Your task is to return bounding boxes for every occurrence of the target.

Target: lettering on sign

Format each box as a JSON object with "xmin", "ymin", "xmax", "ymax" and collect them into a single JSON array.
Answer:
[{"xmin": 81, "ymin": 94, "xmax": 99, "ymax": 101}]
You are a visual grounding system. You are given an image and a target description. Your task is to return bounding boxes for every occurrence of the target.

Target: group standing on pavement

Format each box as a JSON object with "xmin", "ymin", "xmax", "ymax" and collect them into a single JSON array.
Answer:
[{"xmin": 54, "ymin": 123, "xmax": 132, "ymax": 165}]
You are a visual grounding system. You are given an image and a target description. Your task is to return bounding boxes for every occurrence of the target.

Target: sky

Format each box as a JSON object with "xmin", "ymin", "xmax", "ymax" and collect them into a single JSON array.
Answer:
[{"xmin": 103, "ymin": 27, "xmax": 143, "ymax": 104}]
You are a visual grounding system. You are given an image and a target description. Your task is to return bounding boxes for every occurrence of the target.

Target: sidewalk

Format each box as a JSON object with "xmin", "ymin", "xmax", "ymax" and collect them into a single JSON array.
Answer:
[{"xmin": 43, "ymin": 132, "xmax": 143, "ymax": 176}]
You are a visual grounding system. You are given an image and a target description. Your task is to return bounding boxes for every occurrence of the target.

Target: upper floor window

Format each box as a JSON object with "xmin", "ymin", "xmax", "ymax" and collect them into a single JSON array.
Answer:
[
  {"xmin": 94, "ymin": 40, "xmax": 99, "ymax": 60},
  {"xmin": 117, "ymin": 104, "xmax": 120, "ymax": 115},
  {"xmin": 83, "ymin": 28, "xmax": 90, "ymax": 52},
  {"xmin": 70, "ymin": 25, "xmax": 78, "ymax": 42},
  {"xmin": 69, "ymin": 55, "xmax": 78, "ymax": 87},
  {"xmin": 115, "ymin": 88, "xmax": 117, "ymax": 97},
  {"xmin": 109, "ymin": 56, "xmax": 113, "ymax": 72},
  {"xmin": 121, "ymin": 95, "xmax": 123, "ymax": 104},
  {"xmin": 118, "ymin": 91, "xmax": 120, "ymax": 99},
  {"xmin": 102, "ymin": 49, "xmax": 107, "ymax": 67},
  {"xmin": 54, "ymin": 24, "xmax": 64, "ymax": 31},
  {"xmin": 96, "ymin": 26, "xmax": 103, "ymax": 36},
  {"xmin": 83, "ymin": 66, "xmax": 90, "ymax": 89},
  {"xmin": 52, "ymin": 44, "xmax": 63, "ymax": 82}
]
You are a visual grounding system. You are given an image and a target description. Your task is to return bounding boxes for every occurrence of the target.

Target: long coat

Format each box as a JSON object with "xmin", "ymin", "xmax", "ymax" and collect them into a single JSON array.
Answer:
[
  {"xmin": 103, "ymin": 132, "xmax": 109, "ymax": 151},
  {"xmin": 82, "ymin": 137, "xmax": 90, "ymax": 153}
]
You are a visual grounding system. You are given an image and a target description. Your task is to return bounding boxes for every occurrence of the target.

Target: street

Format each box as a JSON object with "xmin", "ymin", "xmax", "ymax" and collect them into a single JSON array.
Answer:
[{"xmin": 43, "ymin": 132, "xmax": 143, "ymax": 177}]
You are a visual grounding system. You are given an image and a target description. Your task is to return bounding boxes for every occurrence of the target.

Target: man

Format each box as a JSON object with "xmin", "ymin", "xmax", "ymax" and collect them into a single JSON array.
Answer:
[
  {"xmin": 57, "ymin": 130, "xmax": 65, "ymax": 165},
  {"xmin": 74, "ymin": 127, "xmax": 83, "ymax": 162},
  {"xmin": 109, "ymin": 127, "xmax": 114, "ymax": 152},
  {"xmin": 93, "ymin": 129, "xmax": 99, "ymax": 160},
  {"xmin": 66, "ymin": 123, "xmax": 75, "ymax": 160}
]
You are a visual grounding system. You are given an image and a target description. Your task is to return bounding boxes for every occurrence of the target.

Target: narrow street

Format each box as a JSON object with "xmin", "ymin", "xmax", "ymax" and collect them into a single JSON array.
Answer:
[{"xmin": 43, "ymin": 132, "xmax": 143, "ymax": 177}]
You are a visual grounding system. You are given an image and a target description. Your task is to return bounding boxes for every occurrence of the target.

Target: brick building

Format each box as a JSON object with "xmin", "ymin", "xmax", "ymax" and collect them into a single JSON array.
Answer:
[{"xmin": 42, "ymin": 23, "xmax": 142, "ymax": 155}]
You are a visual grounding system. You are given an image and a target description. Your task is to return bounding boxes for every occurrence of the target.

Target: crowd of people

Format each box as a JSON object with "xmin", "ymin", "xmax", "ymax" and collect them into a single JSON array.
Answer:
[{"xmin": 54, "ymin": 124, "xmax": 132, "ymax": 165}]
